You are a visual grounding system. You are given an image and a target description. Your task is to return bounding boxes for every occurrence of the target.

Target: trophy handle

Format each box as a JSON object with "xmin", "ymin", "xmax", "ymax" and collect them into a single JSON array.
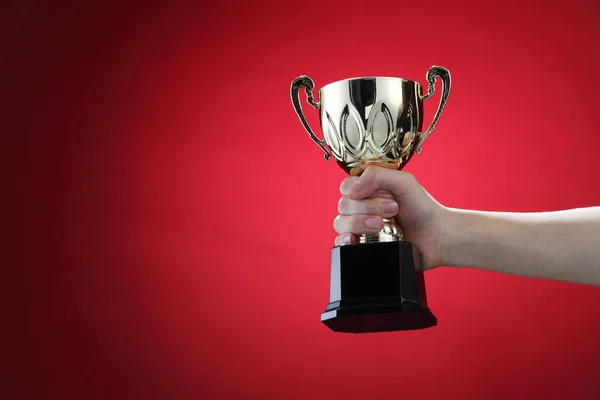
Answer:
[
  {"xmin": 416, "ymin": 66, "xmax": 451, "ymax": 154},
  {"xmin": 291, "ymin": 76, "xmax": 331, "ymax": 161}
]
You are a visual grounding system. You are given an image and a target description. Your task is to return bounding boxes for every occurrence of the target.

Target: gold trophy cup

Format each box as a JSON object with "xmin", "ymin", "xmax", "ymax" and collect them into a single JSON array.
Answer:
[{"xmin": 291, "ymin": 66, "xmax": 451, "ymax": 333}]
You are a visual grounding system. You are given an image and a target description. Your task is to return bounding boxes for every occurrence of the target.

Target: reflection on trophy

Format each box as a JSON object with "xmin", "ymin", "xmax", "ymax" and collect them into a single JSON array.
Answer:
[{"xmin": 290, "ymin": 66, "xmax": 451, "ymax": 333}]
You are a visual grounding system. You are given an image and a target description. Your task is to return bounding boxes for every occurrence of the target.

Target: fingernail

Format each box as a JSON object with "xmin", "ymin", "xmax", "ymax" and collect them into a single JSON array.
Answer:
[
  {"xmin": 381, "ymin": 201, "xmax": 398, "ymax": 214},
  {"xmin": 341, "ymin": 234, "xmax": 352, "ymax": 245},
  {"xmin": 365, "ymin": 217, "xmax": 382, "ymax": 229}
]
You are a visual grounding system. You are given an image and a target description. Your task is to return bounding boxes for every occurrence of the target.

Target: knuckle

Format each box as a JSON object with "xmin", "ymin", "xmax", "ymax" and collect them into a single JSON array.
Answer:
[
  {"xmin": 337, "ymin": 196, "xmax": 347, "ymax": 213},
  {"xmin": 334, "ymin": 215, "xmax": 363, "ymax": 234},
  {"xmin": 340, "ymin": 176, "xmax": 356, "ymax": 195},
  {"xmin": 334, "ymin": 235, "xmax": 342, "ymax": 246},
  {"xmin": 333, "ymin": 215, "xmax": 340, "ymax": 228},
  {"xmin": 333, "ymin": 215, "xmax": 343, "ymax": 232}
]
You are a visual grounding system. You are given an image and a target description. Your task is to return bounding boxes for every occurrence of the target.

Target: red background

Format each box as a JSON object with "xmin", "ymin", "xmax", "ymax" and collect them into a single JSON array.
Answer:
[{"xmin": 3, "ymin": 0, "xmax": 600, "ymax": 399}]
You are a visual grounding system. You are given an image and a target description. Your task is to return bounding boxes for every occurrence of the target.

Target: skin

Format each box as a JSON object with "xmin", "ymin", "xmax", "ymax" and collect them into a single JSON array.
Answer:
[{"xmin": 333, "ymin": 166, "xmax": 600, "ymax": 287}]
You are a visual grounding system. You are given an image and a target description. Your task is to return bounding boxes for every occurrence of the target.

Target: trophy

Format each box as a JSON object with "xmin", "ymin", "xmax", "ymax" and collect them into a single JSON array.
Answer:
[{"xmin": 290, "ymin": 66, "xmax": 451, "ymax": 333}]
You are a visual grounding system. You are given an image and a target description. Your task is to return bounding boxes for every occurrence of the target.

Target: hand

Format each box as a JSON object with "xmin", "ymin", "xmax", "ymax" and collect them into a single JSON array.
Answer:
[{"xmin": 333, "ymin": 166, "xmax": 448, "ymax": 270}]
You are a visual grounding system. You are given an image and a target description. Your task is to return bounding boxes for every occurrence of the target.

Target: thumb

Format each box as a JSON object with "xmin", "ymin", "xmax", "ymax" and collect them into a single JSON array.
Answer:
[{"xmin": 347, "ymin": 166, "xmax": 417, "ymax": 200}]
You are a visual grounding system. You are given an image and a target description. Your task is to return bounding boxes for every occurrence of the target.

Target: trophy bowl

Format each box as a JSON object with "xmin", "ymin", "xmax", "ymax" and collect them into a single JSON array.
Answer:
[{"xmin": 291, "ymin": 66, "xmax": 451, "ymax": 333}]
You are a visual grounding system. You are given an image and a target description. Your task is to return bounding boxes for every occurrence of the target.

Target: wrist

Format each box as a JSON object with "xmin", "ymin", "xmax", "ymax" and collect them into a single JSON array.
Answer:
[
  {"xmin": 439, "ymin": 207, "xmax": 486, "ymax": 268},
  {"xmin": 438, "ymin": 206, "xmax": 455, "ymax": 267}
]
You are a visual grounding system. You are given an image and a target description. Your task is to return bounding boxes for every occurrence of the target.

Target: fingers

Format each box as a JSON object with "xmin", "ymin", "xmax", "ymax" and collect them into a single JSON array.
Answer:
[
  {"xmin": 367, "ymin": 190, "xmax": 395, "ymax": 200},
  {"xmin": 335, "ymin": 166, "xmax": 419, "ymax": 247},
  {"xmin": 339, "ymin": 166, "xmax": 417, "ymax": 200},
  {"xmin": 333, "ymin": 214, "xmax": 384, "ymax": 236},
  {"xmin": 338, "ymin": 196, "xmax": 398, "ymax": 218},
  {"xmin": 334, "ymin": 233, "xmax": 358, "ymax": 246},
  {"xmin": 340, "ymin": 176, "xmax": 359, "ymax": 197},
  {"xmin": 340, "ymin": 177, "xmax": 393, "ymax": 199}
]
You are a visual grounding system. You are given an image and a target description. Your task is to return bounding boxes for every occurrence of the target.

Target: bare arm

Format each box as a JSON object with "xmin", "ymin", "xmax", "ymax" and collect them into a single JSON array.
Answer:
[
  {"xmin": 334, "ymin": 166, "xmax": 600, "ymax": 287},
  {"xmin": 442, "ymin": 207, "xmax": 600, "ymax": 286}
]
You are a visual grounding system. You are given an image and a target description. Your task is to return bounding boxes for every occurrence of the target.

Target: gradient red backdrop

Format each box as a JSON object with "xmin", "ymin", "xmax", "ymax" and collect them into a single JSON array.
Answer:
[{"xmin": 3, "ymin": 0, "xmax": 600, "ymax": 399}]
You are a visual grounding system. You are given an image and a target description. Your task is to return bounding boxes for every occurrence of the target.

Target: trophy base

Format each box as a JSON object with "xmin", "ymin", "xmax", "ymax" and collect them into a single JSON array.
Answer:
[{"xmin": 321, "ymin": 241, "xmax": 437, "ymax": 334}]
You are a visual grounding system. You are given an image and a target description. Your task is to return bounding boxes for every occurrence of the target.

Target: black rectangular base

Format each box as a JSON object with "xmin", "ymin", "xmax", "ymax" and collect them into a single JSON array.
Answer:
[{"xmin": 321, "ymin": 241, "xmax": 437, "ymax": 333}]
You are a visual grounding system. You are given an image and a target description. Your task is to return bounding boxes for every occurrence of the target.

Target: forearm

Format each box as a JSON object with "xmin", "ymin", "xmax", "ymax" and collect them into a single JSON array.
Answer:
[{"xmin": 442, "ymin": 206, "xmax": 600, "ymax": 286}]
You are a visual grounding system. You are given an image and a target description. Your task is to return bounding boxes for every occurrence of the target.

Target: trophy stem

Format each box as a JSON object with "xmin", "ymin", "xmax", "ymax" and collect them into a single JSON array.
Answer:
[{"xmin": 359, "ymin": 218, "xmax": 403, "ymax": 244}]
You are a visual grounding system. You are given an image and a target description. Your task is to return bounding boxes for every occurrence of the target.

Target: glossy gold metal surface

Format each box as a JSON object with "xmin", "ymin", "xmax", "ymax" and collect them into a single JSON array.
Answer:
[{"xmin": 291, "ymin": 66, "xmax": 451, "ymax": 243}]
